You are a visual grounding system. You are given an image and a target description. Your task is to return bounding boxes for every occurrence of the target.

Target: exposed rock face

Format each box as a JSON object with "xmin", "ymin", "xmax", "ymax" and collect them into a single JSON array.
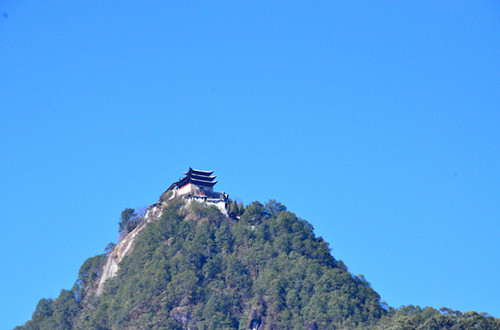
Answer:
[
  {"xmin": 249, "ymin": 318, "xmax": 262, "ymax": 330},
  {"xmin": 171, "ymin": 306, "xmax": 193, "ymax": 329},
  {"xmin": 248, "ymin": 302, "xmax": 266, "ymax": 330},
  {"xmin": 96, "ymin": 203, "xmax": 165, "ymax": 295},
  {"xmin": 304, "ymin": 320, "xmax": 318, "ymax": 330},
  {"xmin": 96, "ymin": 191, "xmax": 229, "ymax": 296}
]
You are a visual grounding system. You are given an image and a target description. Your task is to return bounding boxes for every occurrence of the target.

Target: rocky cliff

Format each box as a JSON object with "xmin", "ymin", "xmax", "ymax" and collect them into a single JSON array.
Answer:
[{"xmin": 96, "ymin": 202, "xmax": 166, "ymax": 295}]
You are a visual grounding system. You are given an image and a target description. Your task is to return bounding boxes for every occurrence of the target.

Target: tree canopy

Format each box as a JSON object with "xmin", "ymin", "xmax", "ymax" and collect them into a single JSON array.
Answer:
[
  {"xmin": 118, "ymin": 208, "xmax": 143, "ymax": 235},
  {"xmin": 17, "ymin": 199, "xmax": 500, "ymax": 329}
]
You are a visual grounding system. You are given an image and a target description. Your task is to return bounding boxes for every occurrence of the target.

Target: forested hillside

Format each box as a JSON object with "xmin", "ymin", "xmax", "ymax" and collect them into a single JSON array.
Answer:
[{"xmin": 17, "ymin": 199, "xmax": 500, "ymax": 329}]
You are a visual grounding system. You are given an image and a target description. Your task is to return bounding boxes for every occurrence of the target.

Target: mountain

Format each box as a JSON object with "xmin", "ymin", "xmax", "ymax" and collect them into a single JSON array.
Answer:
[{"xmin": 17, "ymin": 192, "xmax": 500, "ymax": 329}]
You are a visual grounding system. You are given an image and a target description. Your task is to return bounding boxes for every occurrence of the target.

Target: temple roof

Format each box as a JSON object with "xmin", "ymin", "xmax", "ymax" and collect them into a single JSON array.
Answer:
[
  {"xmin": 183, "ymin": 168, "xmax": 215, "ymax": 176},
  {"xmin": 189, "ymin": 173, "xmax": 216, "ymax": 182},
  {"xmin": 168, "ymin": 168, "xmax": 218, "ymax": 191},
  {"xmin": 176, "ymin": 176, "xmax": 217, "ymax": 188}
]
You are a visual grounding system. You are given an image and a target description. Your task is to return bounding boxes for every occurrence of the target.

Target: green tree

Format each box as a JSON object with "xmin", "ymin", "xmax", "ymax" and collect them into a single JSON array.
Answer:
[
  {"xmin": 119, "ymin": 208, "xmax": 142, "ymax": 235},
  {"xmin": 18, "ymin": 198, "xmax": 500, "ymax": 330}
]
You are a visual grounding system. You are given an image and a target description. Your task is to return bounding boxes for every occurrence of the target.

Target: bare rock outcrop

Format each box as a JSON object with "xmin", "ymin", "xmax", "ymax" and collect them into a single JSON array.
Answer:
[
  {"xmin": 248, "ymin": 301, "xmax": 267, "ymax": 330},
  {"xmin": 96, "ymin": 203, "xmax": 165, "ymax": 295}
]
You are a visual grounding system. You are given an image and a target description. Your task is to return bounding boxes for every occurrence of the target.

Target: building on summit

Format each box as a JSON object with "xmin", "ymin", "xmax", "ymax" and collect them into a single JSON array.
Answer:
[{"xmin": 166, "ymin": 168, "xmax": 229, "ymax": 212}]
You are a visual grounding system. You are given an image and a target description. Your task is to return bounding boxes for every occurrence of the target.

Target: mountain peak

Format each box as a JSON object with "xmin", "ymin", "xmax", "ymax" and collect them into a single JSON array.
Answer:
[{"xmin": 17, "ymin": 180, "xmax": 500, "ymax": 329}]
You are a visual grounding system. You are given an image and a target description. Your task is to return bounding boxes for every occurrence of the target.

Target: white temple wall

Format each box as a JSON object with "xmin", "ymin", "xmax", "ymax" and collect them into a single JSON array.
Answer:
[
  {"xmin": 178, "ymin": 183, "xmax": 196, "ymax": 196},
  {"xmin": 186, "ymin": 198, "xmax": 227, "ymax": 215}
]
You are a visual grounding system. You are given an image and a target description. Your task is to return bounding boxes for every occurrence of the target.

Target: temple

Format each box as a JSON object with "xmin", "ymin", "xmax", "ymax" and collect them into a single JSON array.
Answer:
[{"xmin": 166, "ymin": 168, "xmax": 228, "ymax": 212}]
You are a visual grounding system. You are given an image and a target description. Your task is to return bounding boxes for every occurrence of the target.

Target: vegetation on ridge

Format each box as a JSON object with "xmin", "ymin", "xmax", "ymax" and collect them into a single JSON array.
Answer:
[
  {"xmin": 17, "ymin": 199, "xmax": 500, "ymax": 329},
  {"xmin": 118, "ymin": 207, "xmax": 145, "ymax": 236}
]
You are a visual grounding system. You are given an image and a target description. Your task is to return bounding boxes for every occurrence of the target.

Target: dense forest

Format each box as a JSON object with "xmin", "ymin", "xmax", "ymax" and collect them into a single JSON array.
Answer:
[{"xmin": 18, "ymin": 199, "xmax": 500, "ymax": 329}]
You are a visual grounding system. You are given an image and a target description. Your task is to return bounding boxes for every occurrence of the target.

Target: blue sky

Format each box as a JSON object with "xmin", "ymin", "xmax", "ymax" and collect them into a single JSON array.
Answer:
[{"xmin": 1, "ymin": 1, "xmax": 499, "ymax": 328}]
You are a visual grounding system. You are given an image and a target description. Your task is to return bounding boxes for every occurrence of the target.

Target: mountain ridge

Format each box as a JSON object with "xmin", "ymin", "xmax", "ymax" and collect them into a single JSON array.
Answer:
[{"xmin": 17, "ymin": 192, "xmax": 500, "ymax": 329}]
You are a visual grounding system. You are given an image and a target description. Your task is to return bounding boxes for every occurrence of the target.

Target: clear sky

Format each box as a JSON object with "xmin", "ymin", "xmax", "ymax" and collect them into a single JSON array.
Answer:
[{"xmin": 1, "ymin": 1, "xmax": 499, "ymax": 328}]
